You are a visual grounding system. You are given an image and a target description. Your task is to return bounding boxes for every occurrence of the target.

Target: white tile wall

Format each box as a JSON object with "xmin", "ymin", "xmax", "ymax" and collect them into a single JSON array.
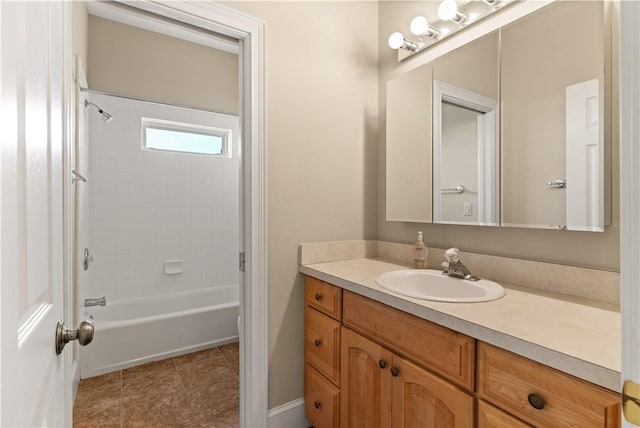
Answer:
[{"xmin": 86, "ymin": 93, "xmax": 240, "ymax": 301}]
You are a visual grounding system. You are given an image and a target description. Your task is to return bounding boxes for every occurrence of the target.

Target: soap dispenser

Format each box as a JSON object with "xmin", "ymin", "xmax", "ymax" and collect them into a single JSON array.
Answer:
[{"xmin": 412, "ymin": 231, "xmax": 428, "ymax": 269}]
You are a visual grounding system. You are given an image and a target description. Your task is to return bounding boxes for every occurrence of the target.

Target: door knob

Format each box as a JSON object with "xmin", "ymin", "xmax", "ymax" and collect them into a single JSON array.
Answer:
[{"xmin": 56, "ymin": 320, "xmax": 94, "ymax": 355}]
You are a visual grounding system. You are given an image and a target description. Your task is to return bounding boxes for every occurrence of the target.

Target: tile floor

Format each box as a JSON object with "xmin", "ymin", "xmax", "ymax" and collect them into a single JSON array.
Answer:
[{"xmin": 73, "ymin": 342, "xmax": 239, "ymax": 428}]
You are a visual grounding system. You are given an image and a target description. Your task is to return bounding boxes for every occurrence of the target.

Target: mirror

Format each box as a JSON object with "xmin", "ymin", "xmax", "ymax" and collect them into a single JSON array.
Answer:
[
  {"xmin": 432, "ymin": 32, "xmax": 499, "ymax": 226},
  {"xmin": 386, "ymin": 63, "xmax": 433, "ymax": 222},
  {"xmin": 501, "ymin": 1, "xmax": 606, "ymax": 231},
  {"xmin": 385, "ymin": 1, "xmax": 609, "ymax": 231}
]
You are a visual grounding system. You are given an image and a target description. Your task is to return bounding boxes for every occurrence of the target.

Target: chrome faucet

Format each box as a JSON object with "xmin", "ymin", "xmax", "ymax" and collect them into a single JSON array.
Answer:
[
  {"xmin": 441, "ymin": 248, "xmax": 480, "ymax": 281},
  {"xmin": 85, "ymin": 296, "xmax": 107, "ymax": 307}
]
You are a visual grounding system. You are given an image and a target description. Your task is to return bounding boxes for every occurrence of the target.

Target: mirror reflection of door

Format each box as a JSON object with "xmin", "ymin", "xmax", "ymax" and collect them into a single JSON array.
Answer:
[
  {"xmin": 433, "ymin": 81, "xmax": 499, "ymax": 226},
  {"xmin": 440, "ymin": 102, "xmax": 480, "ymax": 223}
]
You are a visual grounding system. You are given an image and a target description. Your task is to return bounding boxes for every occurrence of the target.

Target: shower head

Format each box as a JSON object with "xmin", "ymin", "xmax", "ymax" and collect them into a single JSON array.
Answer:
[{"xmin": 84, "ymin": 99, "xmax": 113, "ymax": 122}]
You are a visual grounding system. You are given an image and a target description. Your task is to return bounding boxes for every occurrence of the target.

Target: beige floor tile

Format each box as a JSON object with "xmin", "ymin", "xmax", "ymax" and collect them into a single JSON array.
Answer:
[
  {"xmin": 74, "ymin": 344, "xmax": 239, "ymax": 428},
  {"xmin": 217, "ymin": 342, "xmax": 239, "ymax": 377}
]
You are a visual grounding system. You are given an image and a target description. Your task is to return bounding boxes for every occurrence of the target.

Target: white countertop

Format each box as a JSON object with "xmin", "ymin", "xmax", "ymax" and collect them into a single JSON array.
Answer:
[{"xmin": 300, "ymin": 257, "xmax": 620, "ymax": 391}]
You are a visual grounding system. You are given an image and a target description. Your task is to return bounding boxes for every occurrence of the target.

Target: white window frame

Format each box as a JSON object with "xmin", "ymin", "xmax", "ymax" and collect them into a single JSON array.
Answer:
[{"xmin": 142, "ymin": 117, "xmax": 232, "ymax": 157}]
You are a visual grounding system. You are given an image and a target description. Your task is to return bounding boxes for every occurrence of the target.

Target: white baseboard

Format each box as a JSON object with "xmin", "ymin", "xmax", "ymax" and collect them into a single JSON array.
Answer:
[{"xmin": 268, "ymin": 398, "xmax": 309, "ymax": 427}]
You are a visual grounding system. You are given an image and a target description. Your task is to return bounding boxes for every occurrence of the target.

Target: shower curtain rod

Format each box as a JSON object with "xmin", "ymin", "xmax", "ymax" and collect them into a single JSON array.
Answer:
[{"xmin": 80, "ymin": 88, "xmax": 238, "ymax": 117}]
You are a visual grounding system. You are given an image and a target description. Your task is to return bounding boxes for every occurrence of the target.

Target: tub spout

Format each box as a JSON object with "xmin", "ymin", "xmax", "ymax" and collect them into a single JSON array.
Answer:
[{"xmin": 85, "ymin": 296, "xmax": 106, "ymax": 307}]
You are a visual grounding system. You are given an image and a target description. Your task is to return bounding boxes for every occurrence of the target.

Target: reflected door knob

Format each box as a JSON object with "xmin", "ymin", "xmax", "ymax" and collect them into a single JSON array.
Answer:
[{"xmin": 56, "ymin": 320, "xmax": 94, "ymax": 355}]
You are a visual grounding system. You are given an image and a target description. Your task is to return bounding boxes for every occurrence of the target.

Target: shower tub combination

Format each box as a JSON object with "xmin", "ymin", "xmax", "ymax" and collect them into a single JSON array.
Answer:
[{"xmin": 79, "ymin": 285, "xmax": 239, "ymax": 378}]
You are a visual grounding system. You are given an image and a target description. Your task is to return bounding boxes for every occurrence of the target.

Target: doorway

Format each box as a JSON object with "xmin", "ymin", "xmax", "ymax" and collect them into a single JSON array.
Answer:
[{"xmin": 70, "ymin": 2, "xmax": 266, "ymax": 427}]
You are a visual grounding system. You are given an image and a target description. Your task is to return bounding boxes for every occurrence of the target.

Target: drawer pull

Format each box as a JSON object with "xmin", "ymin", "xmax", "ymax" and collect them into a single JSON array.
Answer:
[
  {"xmin": 391, "ymin": 367, "xmax": 400, "ymax": 377},
  {"xmin": 527, "ymin": 393, "xmax": 545, "ymax": 410},
  {"xmin": 315, "ymin": 293, "xmax": 322, "ymax": 301},
  {"xmin": 314, "ymin": 400, "xmax": 321, "ymax": 409},
  {"xmin": 314, "ymin": 338, "xmax": 322, "ymax": 347},
  {"xmin": 378, "ymin": 359, "xmax": 387, "ymax": 369}
]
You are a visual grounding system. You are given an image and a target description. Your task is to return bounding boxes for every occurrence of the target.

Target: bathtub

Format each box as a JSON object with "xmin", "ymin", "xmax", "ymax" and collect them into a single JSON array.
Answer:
[{"xmin": 79, "ymin": 285, "xmax": 239, "ymax": 378}]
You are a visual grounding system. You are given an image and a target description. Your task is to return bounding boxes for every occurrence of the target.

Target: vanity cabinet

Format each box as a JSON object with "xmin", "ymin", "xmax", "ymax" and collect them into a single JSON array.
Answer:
[
  {"xmin": 304, "ymin": 277, "xmax": 343, "ymax": 428},
  {"xmin": 341, "ymin": 327, "xmax": 473, "ymax": 427},
  {"xmin": 303, "ymin": 275, "xmax": 621, "ymax": 428}
]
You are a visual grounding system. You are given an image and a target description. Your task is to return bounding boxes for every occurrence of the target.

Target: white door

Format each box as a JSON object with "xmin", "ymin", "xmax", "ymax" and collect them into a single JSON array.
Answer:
[
  {"xmin": 1, "ymin": 2, "xmax": 72, "ymax": 426},
  {"xmin": 565, "ymin": 79, "xmax": 602, "ymax": 232}
]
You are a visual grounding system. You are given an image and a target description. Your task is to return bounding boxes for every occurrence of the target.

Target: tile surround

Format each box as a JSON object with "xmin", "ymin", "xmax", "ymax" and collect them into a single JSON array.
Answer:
[
  {"xmin": 300, "ymin": 240, "xmax": 619, "ymax": 305},
  {"xmin": 87, "ymin": 93, "xmax": 240, "ymax": 302},
  {"xmin": 73, "ymin": 342, "xmax": 239, "ymax": 428}
]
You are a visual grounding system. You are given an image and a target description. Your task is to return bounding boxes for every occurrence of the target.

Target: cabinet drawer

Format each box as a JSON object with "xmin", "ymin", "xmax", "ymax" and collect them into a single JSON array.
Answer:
[
  {"xmin": 343, "ymin": 290, "xmax": 475, "ymax": 390},
  {"xmin": 306, "ymin": 306, "xmax": 341, "ymax": 386},
  {"xmin": 305, "ymin": 276, "xmax": 342, "ymax": 320},
  {"xmin": 477, "ymin": 400, "xmax": 532, "ymax": 428},
  {"xmin": 478, "ymin": 343, "xmax": 620, "ymax": 428},
  {"xmin": 305, "ymin": 364, "xmax": 340, "ymax": 428}
]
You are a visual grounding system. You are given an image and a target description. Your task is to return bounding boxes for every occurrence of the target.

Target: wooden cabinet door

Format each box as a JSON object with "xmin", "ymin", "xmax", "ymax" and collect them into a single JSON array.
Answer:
[
  {"xmin": 341, "ymin": 327, "xmax": 392, "ymax": 427},
  {"xmin": 390, "ymin": 354, "xmax": 474, "ymax": 428}
]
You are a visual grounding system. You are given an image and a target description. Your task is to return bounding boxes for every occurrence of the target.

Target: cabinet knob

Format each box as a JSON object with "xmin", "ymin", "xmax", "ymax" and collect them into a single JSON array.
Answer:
[
  {"xmin": 378, "ymin": 359, "xmax": 387, "ymax": 369},
  {"xmin": 314, "ymin": 339, "xmax": 322, "ymax": 347},
  {"xmin": 527, "ymin": 393, "xmax": 545, "ymax": 410},
  {"xmin": 315, "ymin": 293, "xmax": 322, "ymax": 301},
  {"xmin": 390, "ymin": 367, "xmax": 400, "ymax": 377},
  {"xmin": 314, "ymin": 400, "xmax": 321, "ymax": 409}
]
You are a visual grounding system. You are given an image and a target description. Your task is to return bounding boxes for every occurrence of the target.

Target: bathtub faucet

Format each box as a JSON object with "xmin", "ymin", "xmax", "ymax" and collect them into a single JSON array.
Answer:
[{"xmin": 85, "ymin": 296, "xmax": 107, "ymax": 307}]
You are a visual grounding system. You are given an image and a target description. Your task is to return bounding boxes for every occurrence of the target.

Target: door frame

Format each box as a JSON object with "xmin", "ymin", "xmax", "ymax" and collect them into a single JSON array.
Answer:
[
  {"xmin": 432, "ymin": 80, "xmax": 500, "ymax": 226},
  {"xmin": 71, "ymin": 1, "xmax": 268, "ymax": 426},
  {"xmin": 620, "ymin": 1, "xmax": 639, "ymax": 427}
]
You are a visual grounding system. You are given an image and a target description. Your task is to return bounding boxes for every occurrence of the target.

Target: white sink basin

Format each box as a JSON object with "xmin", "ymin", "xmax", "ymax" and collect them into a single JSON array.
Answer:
[{"xmin": 375, "ymin": 269, "xmax": 505, "ymax": 303}]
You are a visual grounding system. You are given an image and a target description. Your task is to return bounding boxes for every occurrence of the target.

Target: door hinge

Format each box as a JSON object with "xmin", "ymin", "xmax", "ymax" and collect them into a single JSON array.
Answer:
[
  {"xmin": 623, "ymin": 380, "xmax": 640, "ymax": 426},
  {"xmin": 239, "ymin": 252, "xmax": 245, "ymax": 273}
]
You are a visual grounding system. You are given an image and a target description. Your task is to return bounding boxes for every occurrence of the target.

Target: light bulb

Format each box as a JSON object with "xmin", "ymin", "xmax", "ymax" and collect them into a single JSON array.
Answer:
[
  {"xmin": 388, "ymin": 32, "xmax": 406, "ymax": 50},
  {"xmin": 410, "ymin": 16, "xmax": 429, "ymax": 36},
  {"xmin": 438, "ymin": 0, "xmax": 458, "ymax": 21}
]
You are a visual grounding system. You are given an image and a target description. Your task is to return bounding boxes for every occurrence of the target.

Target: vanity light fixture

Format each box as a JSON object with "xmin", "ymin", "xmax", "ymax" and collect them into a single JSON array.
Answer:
[
  {"xmin": 391, "ymin": 0, "xmax": 513, "ymax": 61},
  {"xmin": 410, "ymin": 16, "xmax": 443, "ymax": 39},
  {"xmin": 388, "ymin": 32, "xmax": 420, "ymax": 52},
  {"xmin": 438, "ymin": 0, "xmax": 468, "ymax": 25}
]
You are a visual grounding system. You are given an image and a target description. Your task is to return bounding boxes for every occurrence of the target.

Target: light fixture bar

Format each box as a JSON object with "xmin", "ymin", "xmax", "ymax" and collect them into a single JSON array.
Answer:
[{"xmin": 392, "ymin": 0, "xmax": 514, "ymax": 62}]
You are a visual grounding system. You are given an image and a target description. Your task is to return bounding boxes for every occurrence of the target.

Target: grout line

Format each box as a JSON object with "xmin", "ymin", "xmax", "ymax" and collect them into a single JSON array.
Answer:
[
  {"xmin": 219, "ymin": 345, "xmax": 240, "ymax": 381},
  {"xmin": 172, "ymin": 356, "xmax": 199, "ymax": 426}
]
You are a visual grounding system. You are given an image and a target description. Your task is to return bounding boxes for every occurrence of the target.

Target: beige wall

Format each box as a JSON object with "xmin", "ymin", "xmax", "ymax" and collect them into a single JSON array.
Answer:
[
  {"xmin": 378, "ymin": 1, "xmax": 620, "ymax": 271},
  {"xmin": 72, "ymin": 2, "xmax": 88, "ymax": 80},
  {"xmin": 225, "ymin": 1, "xmax": 379, "ymax": 408},
  {"xmin": 87, "ymin": 16, "xmax": 239, "ymax": 114}
]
